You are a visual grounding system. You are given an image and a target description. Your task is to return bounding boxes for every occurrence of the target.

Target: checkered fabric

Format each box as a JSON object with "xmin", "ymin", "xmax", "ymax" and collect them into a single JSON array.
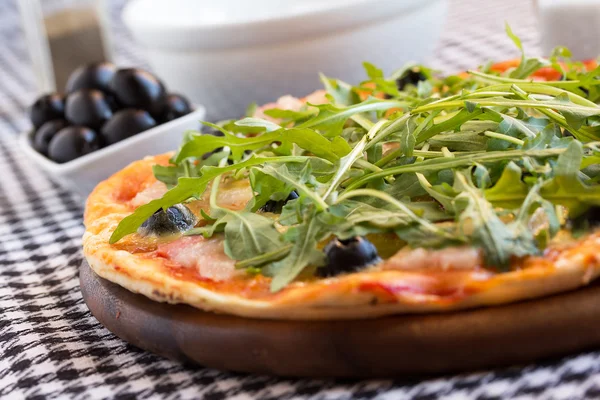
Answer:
[{"xmin": 2, "ymin": 0, "xmax": 600, "ymax": 399}]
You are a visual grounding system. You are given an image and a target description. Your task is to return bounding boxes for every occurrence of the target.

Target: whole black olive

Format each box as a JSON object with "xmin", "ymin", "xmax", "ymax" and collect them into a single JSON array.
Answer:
[
  {"xmin": 138, "ymin": 204, "xmax": 196, "ymax": 236},
  {"xmin": 66, "ymin": 62, "xmax": 117, "ymax": 93},
  {"xmin": 47, "ymin": 126, "xmax": 102, "ymax": 163},
  {"xmin": 396, "ymin": 69, "xmax": 427, "ymax": 91},
  {"xmin": 65, "ymin": 89, "xmax": 113, "ymax": 130},
  {"xmin": 29, "ymin": 93, "xmax": 65, "ymax": 129},
  {"xmin": 160, "ymin": 93, "xmax": 192, "ymax": 122},
  {"xmin": 33, "ymin": 119, "xmax": 69, "ymax": 156},
  {"xmin": 569, "ymin": 206, "xmax": 600, "ymax": 231},
  {"xmin": 259, "ymin": 191, "xmax": 299, "ymax": 213},
  {"xmin": 101, "ymin": 109, "xmax": 156, "ymax": 145},
  {"xmin": 317, "ymin": 236, "xmax": 381, "ymax": 277},
  {"xmin": 109, "ymin": 68, "xmax": 167, "ymax": 116}
]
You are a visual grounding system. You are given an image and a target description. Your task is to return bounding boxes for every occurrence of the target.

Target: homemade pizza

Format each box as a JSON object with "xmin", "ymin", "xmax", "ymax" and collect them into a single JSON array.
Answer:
[{"xmin": 83, "ymin": 37, "xmax": 600, "ymax": 320}]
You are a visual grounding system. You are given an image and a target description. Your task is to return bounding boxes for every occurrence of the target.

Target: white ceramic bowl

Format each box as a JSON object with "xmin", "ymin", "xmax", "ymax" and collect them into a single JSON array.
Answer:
[
  {"xmin": 123, "ymin": 0, "xmax": 448, "ymax": 120},
  {"xmin": 20, "ymin": 106, "xmax": 206, "ymax": 199}
]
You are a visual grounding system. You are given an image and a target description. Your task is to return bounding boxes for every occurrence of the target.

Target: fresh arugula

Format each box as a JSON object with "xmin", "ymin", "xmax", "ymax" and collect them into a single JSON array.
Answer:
[{"xmin": 110, "ymin": 28, "xmax": 600, "ymax": 291}]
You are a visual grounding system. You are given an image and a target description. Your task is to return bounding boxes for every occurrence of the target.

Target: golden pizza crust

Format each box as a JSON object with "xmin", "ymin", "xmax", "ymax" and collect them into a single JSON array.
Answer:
[{"xmin": 82, "ymin": 155, "xmax": 600, "ymax": 320}]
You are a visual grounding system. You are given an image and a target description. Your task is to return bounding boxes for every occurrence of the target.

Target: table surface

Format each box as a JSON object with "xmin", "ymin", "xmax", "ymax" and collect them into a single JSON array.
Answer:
[{"xmin": 2, "ymin": 0, "xmax": 600, "ymax": 399}]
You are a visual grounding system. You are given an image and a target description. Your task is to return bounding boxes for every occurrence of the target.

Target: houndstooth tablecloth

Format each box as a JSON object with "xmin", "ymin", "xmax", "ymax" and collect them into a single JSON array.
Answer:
[{"xmin": 2, "ymin": 0, "xmax": 600, "ymax": 399}]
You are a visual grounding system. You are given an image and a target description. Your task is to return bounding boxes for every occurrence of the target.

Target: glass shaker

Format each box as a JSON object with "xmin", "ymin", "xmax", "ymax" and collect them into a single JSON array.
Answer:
[{"xmin": 17, "ymin": 0, "xmax": 113, "ymax": 93}]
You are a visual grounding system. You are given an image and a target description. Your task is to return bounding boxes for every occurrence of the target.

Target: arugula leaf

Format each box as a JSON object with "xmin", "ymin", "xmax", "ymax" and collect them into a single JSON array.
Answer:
[
  {"xmin": 267, "ymin": 211, "xmax": 328, "ymax": 292},
  {"xmin": 383, "ymin": 172, "xmax": 426, "ymax": 199},
  {"xmin": 363, "ymin": 62, "xmax": 384, "ymax": 79},
  {"xmin": 176, "ymin": 130, "xmax": 280, "ymax": 162},
  {"xmin": 223, "ymin": 212, "xmax": 283, "ymax": 260},
  {"xmin": 484, "ymin": 162, "xmax": 529, "ymax": 208},
  {"xmin": 429, "ymin": 132, "xmax": 488, "ymax": 151},
  {"xmin": 235, "ymin": 117, "xmax": 282, "ymax": 132},
  {"xmin": 505, "ymin": 23, "xmax": 550, "ymax": 79},
  {"xmin": 416, "ymin": 173, "xmax": 456, "ymax": 211},
  {"xmin": 110, "ymin": 27, "xmax": 600, "ymax": 292},
  {"xmin": 258, "ymin": 163, "xmax": 328, "ymax": 210},
  {"xmin": 297, "ymin": 98, "xmax": 406, "ymax": 135},
  {"xmin": 248, "ymin": 168, "xmax": 293, "ymax": 211},
  {"xmin": 453, "ymin": 170, "xmax": 539, "ymax": 269},
  {"xmin": 344, "ymin": 147, "xmax": 566, "ymax": 191},
  {"xmin": 498, "ymin": 114, "xmax": 538, "ymax": 139},
  {"xmin": 319, "ymin": 73, "xmax": 360, "ymax": 107},
  {"xmin": 282, "ymin": 128, "xmax": 348, "ymax": 161},
  {"xmin": 541, "ymin": 141, "xmax": 600, "ymax": 214},
  {"xmin": 263, "ymin": 108, "xmax": 316, "ymax": 121}
]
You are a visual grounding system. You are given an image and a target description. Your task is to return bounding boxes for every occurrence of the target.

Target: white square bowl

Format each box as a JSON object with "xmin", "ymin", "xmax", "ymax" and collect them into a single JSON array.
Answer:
[{"xmin": 19, "ymin": 105, "xmax": 206, "ymax": 199}]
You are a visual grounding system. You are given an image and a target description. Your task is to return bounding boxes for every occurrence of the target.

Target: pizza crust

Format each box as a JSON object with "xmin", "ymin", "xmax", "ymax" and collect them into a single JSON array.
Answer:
[{"xmin": 82, "ymin": 155, "xmax": 600, "ymax": 320}]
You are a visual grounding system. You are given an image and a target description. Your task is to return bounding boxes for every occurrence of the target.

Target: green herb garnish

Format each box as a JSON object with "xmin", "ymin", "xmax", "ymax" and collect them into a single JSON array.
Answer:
[{"xmin": 110, "ymin": 27, "xmax": 600, "ymax": 291}]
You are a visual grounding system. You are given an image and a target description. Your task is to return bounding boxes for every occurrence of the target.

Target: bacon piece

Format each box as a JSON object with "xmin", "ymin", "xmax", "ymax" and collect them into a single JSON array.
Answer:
[
  {"xmin": 130, "ymin": 181, "xmax": 168, "ymax": 207},
  {"xmin": 157, "ymin": 236, "xmax": 236, "ymax": 281},
  {"xmin": 253, "ymin": 90, "xmax": 328, "ymax": 122},
  {"xmin": 384, "ymin": 246, "xmax": 482, "ymax": 271}
]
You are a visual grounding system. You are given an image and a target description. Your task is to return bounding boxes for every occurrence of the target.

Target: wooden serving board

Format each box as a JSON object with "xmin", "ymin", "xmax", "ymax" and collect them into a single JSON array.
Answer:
[{"xmin": 80, "ymin": 260, "xmax": 600, "ymax": 378}]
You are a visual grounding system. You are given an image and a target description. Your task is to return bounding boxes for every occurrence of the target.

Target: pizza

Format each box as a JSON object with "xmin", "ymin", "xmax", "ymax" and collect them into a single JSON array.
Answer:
[{"xmin": 83, "ymin": 47, "xmax": 600, "ymax": 320}]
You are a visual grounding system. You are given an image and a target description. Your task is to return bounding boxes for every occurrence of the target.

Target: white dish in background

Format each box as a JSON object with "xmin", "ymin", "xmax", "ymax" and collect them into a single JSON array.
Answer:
[
  {"xmin": 123, "ymin": 0, "xmax": 448, "ymax": 120},
  {"xmin": 537, "ymin": 0, "xmax": 600, "ymax": 60},
  {"xmin": 20, "ymin": 105, "xmax": 206, "ymax": 199}
]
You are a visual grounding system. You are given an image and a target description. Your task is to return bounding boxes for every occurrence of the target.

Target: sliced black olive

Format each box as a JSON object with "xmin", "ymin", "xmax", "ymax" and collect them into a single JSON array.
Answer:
[
  {"xmin": 109, "ymin": 68, "xmax": 167, "ymax": 116},
  {"xmin": 65, "ymin": 89, "xmax": 113, "ymax": 130},
  {"xmin": 33, "ymin": 119, "xmax": 69, "ymax": 156},
  {"xmin": 160, "ymin": 93, "xmax": 192, "ymax": 122},
  {"xmin": 29, "ymin": 93, "xmax": 65, "ymax": 129},
  {"xmin": 396, "ymin": 69, "xmax": 427, "ymax": 91},
  {"xmin": 47, "ymin": 126, "xmax": 102, "ymax": 163},
  {"xmin": 317, "ymin": 236, "xmax": 381, "ymax": 277},
  {"xmin": 259, "ymin": 191, "xmax": 299, "ymax": 213},
  {"xmin": 138, "ymin": 204, "xmax": 196, "ymax": 236},
  {"xmin": 66, "ymin": 62, "xmax": 117, "ymax": 93},
  {"xmin": 101, "ymin": 109, "xmax": 156, "ymax": 145},
  {"xmin": 569, "ymin": 206, "xmax": 600, "ymax": 231}
]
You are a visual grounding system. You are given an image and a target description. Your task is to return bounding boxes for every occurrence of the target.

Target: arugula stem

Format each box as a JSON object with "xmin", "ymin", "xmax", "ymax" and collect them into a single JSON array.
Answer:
[
  {"xmin": 441, "ymin": 147, "xmax": 454, "ymax": 158},
  {"xmin": 375, "ymin": 148, "xmax": 402, "ymax": 167},
  {"xmin": 509, "ymin": 84, "xmax": 599, "ymax": 142},
  {"xmin": 336, "ymin": 189, "xmax": 460, "ymax": 241},
  {"xmin": 411, "ymin": 99, "xmax": 600, "ymax": 115},
  {"xmin": 323, "ymin": 135, "xmax": 368, "ymax": 201},
  {"xmin": 297, "ymin": 99, "xmax": 407, "ymax": 130},
  {"xmin": 354, "ymin": 158, "xmax": 383, "ymax": 172},
  {"xmin": 474, "ymin": 81, "xmax": 599, "ymax": 108},
  {"xmin": 351, "ymin": 114, "xmax": 375, "ymax": 130},
  {"xmin": 235, "ymin": 245, "xmax": 293, "ymax": 269},
  {"xmin": 484, "ymin": 131, "xmax": 525, "ymax": 146},
  {"xmin": 415, "ymin": 109, "xmax": 484, "ymax": 143},
  {"xmin": 342, "ymin": 148, "xmax": 566, "ymax": 192},
  {"xmin": 365, "ymin": 113, "xmax": 411, "ymax": 150},
  {"xmin": 208, "ymin": 151, "xmax": 231, "ymax": 212},
  {"xmin": 468, "ymin": 69, "xmax": 600, "ymax": 91}
]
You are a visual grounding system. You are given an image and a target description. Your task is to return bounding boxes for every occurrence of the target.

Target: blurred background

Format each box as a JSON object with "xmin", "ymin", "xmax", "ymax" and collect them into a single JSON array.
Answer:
[{"xmin": 2, "ymin": 0, "xmax": 546, "ymax": 130}]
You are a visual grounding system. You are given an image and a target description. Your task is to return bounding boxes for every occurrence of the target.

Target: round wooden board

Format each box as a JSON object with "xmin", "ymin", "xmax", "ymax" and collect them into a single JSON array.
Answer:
[{"xmin": 80, "ymin": 260, "xmax": 600, "ymax": 378}]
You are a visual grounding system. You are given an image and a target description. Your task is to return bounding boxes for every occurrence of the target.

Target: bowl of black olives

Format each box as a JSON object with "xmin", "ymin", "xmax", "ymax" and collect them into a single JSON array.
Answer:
[{"xmin": 20, "ymin": 62, "xmax": 205, "ymax": 198}]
